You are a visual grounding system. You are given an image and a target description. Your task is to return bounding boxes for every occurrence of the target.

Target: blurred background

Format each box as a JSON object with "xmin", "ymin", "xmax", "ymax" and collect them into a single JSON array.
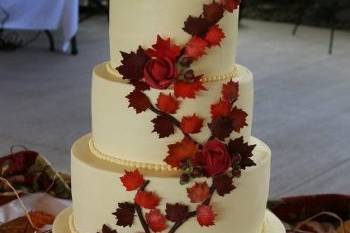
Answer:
[{"xmin": 0, "ymin": 0, "xmax": 349, "ymax": 198}]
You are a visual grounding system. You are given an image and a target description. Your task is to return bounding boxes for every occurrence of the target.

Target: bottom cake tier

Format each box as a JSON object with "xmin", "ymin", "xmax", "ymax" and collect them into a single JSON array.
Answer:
[{"xmin": 62, "ymin": 134, "xmax": 284, "ymax": 233}]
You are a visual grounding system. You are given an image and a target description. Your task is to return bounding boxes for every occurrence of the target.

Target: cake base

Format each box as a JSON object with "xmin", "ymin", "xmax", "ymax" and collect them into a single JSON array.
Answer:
[{"xmin": 53, "ymin": 207, "xmax": 286, "ymax": 233}]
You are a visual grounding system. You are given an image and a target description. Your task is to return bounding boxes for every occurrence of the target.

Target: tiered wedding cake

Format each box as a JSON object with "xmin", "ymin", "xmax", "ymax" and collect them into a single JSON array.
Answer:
[{"xmin": 53, "ymin": 0, "xmax": 286, "ymax": 233}]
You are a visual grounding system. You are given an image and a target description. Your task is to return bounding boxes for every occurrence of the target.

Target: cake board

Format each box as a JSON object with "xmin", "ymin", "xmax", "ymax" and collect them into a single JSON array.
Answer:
[{"xmin": 53, "ymin": 207, "xmax": 286, "ymax": 233}]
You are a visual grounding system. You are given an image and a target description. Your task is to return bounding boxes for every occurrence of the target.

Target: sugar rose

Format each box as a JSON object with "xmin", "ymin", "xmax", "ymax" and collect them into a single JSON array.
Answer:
[
  {"xmin": 200, "ymin": 139, "xmax": 232, "ymax": 177},
  {"xmin": 144, "ymin": 57, "xmax": 177, "ymax": 89}
]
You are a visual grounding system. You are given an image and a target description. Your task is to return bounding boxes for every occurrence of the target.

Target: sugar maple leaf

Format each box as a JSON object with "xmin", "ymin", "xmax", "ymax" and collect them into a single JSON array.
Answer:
[
  {"xmin": 99, "ymin": 224, "xmax": 118, "ymax": 233},
  {"xmin": 183, "ymin": 16, "xmax": 210, "ymax": 36},
  {"xmin": 208, "ymin": 117, "xmax": 234, "ymax": 140},
  {"xmin": 228, "ymin": 137, "xmax": 256, "ymax": 169},
  {"xmin": 174, "ymin": 79, "xmax": 206, "ymax": 99},
  {"xmin": 156, "ymin": 93, "xmax": 180, "ymax": 114},
  {"xmin": 221, "ymin": 0, "xmax": 240, "ymax": 12},
  {"xmin": 134, "ymin": 191, "xmax": 160, "ymax": 209},
  {"xmin": 203, "ymin": 2, "xmax": 224, "ymax": 25},
  {"xmin": 185, "ymin": 36, "xmax": 208, "ymax": 60},
  {"xmin": 120, "ymin": 170, "xmax": 145, "ymax": 191},
  {"xmin": 117, "ymin": 47, "xmax": 150, "ymax": 81},
  {"xmin": 113, "ymin": 202, "xmax": 135, "ymax": 227},
  {"xmin": 146, "ymin": 35, "xmax": 181, "ymax": 61},
  {"xmin": 146, "ymin": 209, "xmax": 168, "ymax": 232},
  {"xmin": 197, "ymin": 205, "xmax": 216, "ymax": 227},
  {"xmin": 222, "ymin": 80, "xmax": 239, "ymax": 102},
  {"xmin": 126, "ymin": 90, "xmax": 151, "ymax": 113},
  {"xmin": 151, "ymin": 115, "xmax": 175, "ymax": 138},
  {"xmin": 205, "ymin": 25, "xmax": 226, "ymax": 47},
  {"xmin": 230, "ymin": 107, "xmax": 248, "ymax": 132},
  {"xmin": 213, "ymin": 174, "xmax": 236, "ymax": 197},
  {"xmin": 181, "ymin": 114, "xmax": 204, "ymax": 134},
  {"xmin": 165, "ymin": 203, "xmax": 189, "ymax": 222},
  {"xmin": 210, "ymin": 99, "xmax": 231, "ymax": 120},
  {"xmin": 164, "ymin": 137, "xmax": 198, "ymax": 168},
  {"xmin": 187, "ymin": 182, "xmax": 210, "ymax": 203}
]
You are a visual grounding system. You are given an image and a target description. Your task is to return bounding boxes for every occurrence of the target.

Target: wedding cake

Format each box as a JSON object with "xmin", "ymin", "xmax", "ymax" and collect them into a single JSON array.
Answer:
[{"xmin": 53, "ymin": 0, "xmax": 286, "ymax": 233}]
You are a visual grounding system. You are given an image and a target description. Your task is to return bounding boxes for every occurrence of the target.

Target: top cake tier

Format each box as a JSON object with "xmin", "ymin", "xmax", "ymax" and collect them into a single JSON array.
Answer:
[{"xmin": 109, "ymin": 0, "xmax": 239, "ymax": 76}]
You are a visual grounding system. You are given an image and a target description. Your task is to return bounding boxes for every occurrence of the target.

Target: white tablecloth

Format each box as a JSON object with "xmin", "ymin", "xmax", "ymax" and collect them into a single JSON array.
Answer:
[{"xmin": 0, "ymin": 0, "xmax": 79, "ymax": 51}]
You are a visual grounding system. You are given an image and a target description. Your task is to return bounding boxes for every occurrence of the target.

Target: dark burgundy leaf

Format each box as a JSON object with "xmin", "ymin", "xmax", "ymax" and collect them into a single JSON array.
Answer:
[
  {"xmin": 130, "ymin": 80, "xmax": 150, "ymax": 92},
  {"xmin": 117, "ymin": 46, "xmax": 150, "ymax": 82},
  {"xmin": 165, "ymin": 203, "xmax": 189, "ymax": 223},
  {"xmin": 208, "ymin": 117, "xmax": 234, "ymax": 140},
  {"xmin": 151, "ymin": 115, "xmax": 175, "ymax": 138},
  {"xmin": 98, "ymin": 224, "xmax": 118, "ymax": 233},
  {"xmin": 183, "ymin": 16, "xmax": 210, "ymax": 36},
  {"xmin": 213, "ymin": 174, "xmax": 236, "ymax": 196},
  {"xmin": 113, "ymin": 202, "xmax": 135, "ymax": 227},
  {"xmin": 126, "ymin": 90, "xmax": 151, "ymax": 113},
  {"xmin": 203, "ymin": 2, "xmax": 224, "ymax": 25},
  {"xmin": 228, "ymin": 137, "xmax": 256, "ymax": 170}
]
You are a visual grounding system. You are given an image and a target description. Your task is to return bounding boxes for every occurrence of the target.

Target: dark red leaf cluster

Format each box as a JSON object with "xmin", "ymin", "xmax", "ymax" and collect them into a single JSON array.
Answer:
[
  {"xmin": 213, "ymin": 174, "xmax": 236, "ymax": 196},
  {"xmin": 113, "ymin": 202, "xmax": 135, "ymax": 227},
  {"xmin": 117, "ymin": 47, "xmax": 150, "ymax": 82},
  {"xmin": 126, "ymin": 90, "xmax": 151, "ymax": 114},
  {"xmin": 228, "ymin": 137, "xmax": 256, "ymax": 170},
  {"xmin": 151, "ymin": 115, "xmax": 175, "ymax": 138},
  {"xmin": 99, "ymin": 224, "xmax": 118, "ymax": 233},
  {"xmin": 165, "ymin": 203, "xmax": 189, "ymax": 222}
]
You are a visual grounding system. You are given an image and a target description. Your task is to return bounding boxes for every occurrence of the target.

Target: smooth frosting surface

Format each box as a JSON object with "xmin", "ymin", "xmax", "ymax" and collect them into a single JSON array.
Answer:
[
  {"xmin": 91, "ymin": 62, "xmax": 254, "ymax": 165},
  {"xmin": 109, "ymin": 0, "xmax": 238, "ymax": 76},
  {"xmin": 71, "ymin": 134, "xmax": 271, "ymax": 233}
]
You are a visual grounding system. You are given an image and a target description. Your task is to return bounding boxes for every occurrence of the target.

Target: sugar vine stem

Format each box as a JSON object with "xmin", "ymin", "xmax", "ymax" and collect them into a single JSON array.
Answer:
[
  {"xmin": 149, "ymin": 104, "xmax": 200, "ymax": 145},
  {"xmin": 135, "ymin": 180, "xmax": 151, "ymax": 233}
]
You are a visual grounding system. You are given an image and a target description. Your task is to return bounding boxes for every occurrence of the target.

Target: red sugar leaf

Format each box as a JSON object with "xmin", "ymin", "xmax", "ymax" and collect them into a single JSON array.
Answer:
[
  {"xmin": 165, "ymin": 203, "xmax": 189, "ymax": 223},
  {"xmin": 145, "ymin": 209, "xmax": 168, "ymax": 232},
  {"xmin": 134, "ymin": 191, "xmax": 160, "ymax": 209},
  {"xmin": 205, "ymin": 25, "xmax": 226, "ymax": 47},
  {"xmin": 146, "ymin": 35, "xmax": 181, "ymax": 62},
  {"xmin": 120, "ymin": 170, "xmax": 145, "ymax": 191},
  {"xmin": 151, "ymin": 115, "xmax": 175, "ymax": 138},
  {"xmin": 164, "ymin": 137, "xmax": 198, "ymax": 168},
  {"xmin": 117, "ymin": 46, "xmax": 150, "ymax": 82},
  {"xmin": 185, "ymin": 36, "xmax": 208, "ymax": 60},
  {"xmin": 183, "ymin": 16, "xmax": 211, "ymax": 36},
  {"xmin": 156, "ymin": 93, "xmax": 180, "ymax": 114},
  {"xmin": 187, "ymin": 182, "xmax": 210, "ymax": 203},
  {"xmin": 208, "ymin": 117, "xmax": 234, "ymax": 140},
  {"xmin": 221, "ymin": 0, "xmax": 240, "ymax": 13},
  {"xmin": 203, "ymin": 2, "xmax": 224, "ymax": 24},
  {"xmin": 181, "ymin": 114, "xmax": 204, "ymax": 134},
  {"xmin": 210, "ymin": 100, "xmax": 231, "ymax": 120},
  {"xmin": 222, "ymin": 80, "xmax": 239, "ymax": 102},
  {"xmin": 174, "ymin": 79, "xmax": 206, "ymax": 99},
  {"xmin": 126, "ymin": 90, "xmax": 151, "ymax": 113},
  {"xmin": 230, "ymin": 107, "xmax": 248, "ymax": 132},
  {"xmin": 197, "ymin": 205, "xmax": 216, "ymax": 227},
  {"xmin": 213, "ymin": 174, "xmax": 236, "ymax": 197},
  {"xmin": 228, "ymin": 137, "xmax": 256, "ymax": 170},
  {"xmin": 99, "ymin": 224, "xmax": 118, "ymax": 233},
  {"xmin": 113, "ymin": 202, "xmax": 135, "ymax": 227}
]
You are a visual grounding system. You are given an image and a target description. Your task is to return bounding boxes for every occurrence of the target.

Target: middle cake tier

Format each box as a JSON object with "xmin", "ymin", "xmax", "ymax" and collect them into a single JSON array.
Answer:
[{"xmin": 92, "ymin": 62, "xmax": 254, "ymax": 168}]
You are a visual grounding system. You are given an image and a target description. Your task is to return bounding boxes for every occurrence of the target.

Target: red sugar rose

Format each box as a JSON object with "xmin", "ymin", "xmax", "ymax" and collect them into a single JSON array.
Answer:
[
  {"xmin": 198, "ymin": 139, "xmax": 232, "ymax": 177},
  {"xmin": 144, "ymin": 57, "xmax": 177, "ymax": 89}
]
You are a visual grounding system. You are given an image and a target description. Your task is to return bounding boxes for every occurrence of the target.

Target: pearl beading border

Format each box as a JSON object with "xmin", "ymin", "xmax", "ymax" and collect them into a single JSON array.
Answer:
[
  {"xmin": 89, "ymin": 138, "xmax": 178, "ymax": 171},
  {"xmin": 68, "ymin": 214, "xmax": 78, "ymax": 233},
  {"xmin": 68, "ymin": 212, "xmax": 266, "ymax": 233},
  {"xmin": 106, "ymin": 62, "xmax": 239, "ymax": 82}
]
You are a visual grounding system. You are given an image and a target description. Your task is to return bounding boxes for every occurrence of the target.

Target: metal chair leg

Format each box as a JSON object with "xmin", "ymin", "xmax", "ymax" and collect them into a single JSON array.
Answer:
[
  {"xmin": 44, "ymin": 30, "xmax": 55, "ymax": 52},
  {"xmin": 329, "ymin": 26, "xmax": 335, "ymax": 55},
  {"xmin": 71, "ymin": 36, "xmax": 78, "ymax": 55}
]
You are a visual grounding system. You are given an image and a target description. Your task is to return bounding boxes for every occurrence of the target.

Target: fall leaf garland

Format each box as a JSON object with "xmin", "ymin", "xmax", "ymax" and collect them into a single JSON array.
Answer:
[{"xmin": 100, "ymin": 1, "xmax": 258, "ymax": 233}]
